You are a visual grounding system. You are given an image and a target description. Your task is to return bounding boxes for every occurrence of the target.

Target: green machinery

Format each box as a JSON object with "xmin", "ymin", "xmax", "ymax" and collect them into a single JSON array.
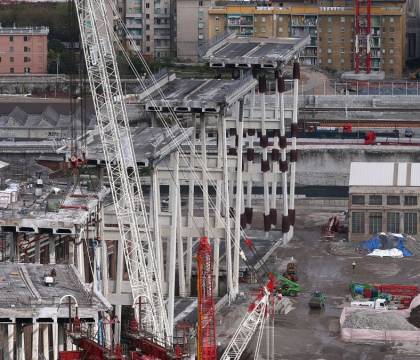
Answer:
[
  {"xmin": 276, "ymin": 274, "xmax": 302, "ymax": 297},
  {"xmin": 309, "ymin": 291, "xmax": 326, "ymax": 309}
]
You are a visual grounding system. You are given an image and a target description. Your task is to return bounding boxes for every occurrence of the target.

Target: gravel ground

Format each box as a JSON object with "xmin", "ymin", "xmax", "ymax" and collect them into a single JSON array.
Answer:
[
  {"xmin": 343, "ymin": 311, "xmax": 418, "ymax": 331},
  {"xmin": 243, "ymin": 208, "xmax": 420, "ymax": 360}
]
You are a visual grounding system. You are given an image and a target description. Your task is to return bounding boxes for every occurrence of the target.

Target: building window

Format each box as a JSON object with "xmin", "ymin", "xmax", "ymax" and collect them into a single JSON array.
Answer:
[
  {"xmin": 352, "ymin": 212, "xmax": 365, "ymax": 233},
  {"xmin": 9, "ymin": 36, "xmax": 13, "ymax": 42},
  {"xmin": 369, "ymin": 212, "xmax": 382, "ymax": 233},
  {"xmin": 215, "ymin": 16, "xmax": 219, "ymax": 21},
  {"xmin": 369, "ymin": 195, "xmax": 382, "ymax": 205},
  {"xmin": 340, "ymin": 58, "xmax": 345, "ymax": 64},
  {"xmin": 278, "ymin": 16, "xmax": 283, "ymax": 21},
  {"xmin": 390, "ymin": 49, "xmax": 394, "ymax": 54},
  {"xmin": 146, "ymin": 35, "xmax": 150, "ymax": 41},
  {"xmin": 24, "ymin": 46, "xmax": 30, "ymax": 52},
  {"xmin": 10, "ymin": 68, "xmax": 14, "ymax": 74},
  {"xmin": 262, "ymin": 17, "xmax": 266, "ymax": 22},
  {"xmin": 24, "ymin": 35, "xmax": 28, "ymax": 41},
  {"xmin": 146, "ymin": 3, "xmax": 149, "ymax": 7},
  {"xmin": 341, "ymin": 16, "xmax": 345, "ymax": 22},
  {"xmin": 24, "ymin": 57, "xmax": 30, "ymax": 63},
  {"xmin": 328, "ymin": 16, "xmax": 332, "ymax": 22},
  {"xmin": 387, "ymin": 196, "xmax": 400, "ymax": 205},
  {"xmin": 404, "ymin": 213, "xmax": 417, "ymax": 234},
  {"xmin": 261, "ymin": 26, "xmax": 266, "ymax": 33},
  {"xmin": 328, "ymin": 58, "xmax": 332, "ymax": 64},
  {"xmin": 352, "ymin": 195, "xmax": 365, "ymax": 205},
  {"xmin": 390, "ymin": 27, "xmax": 395, "ymax": 33},
  {"xmin": 278, "ymin": 27, "xmax": 283, "ymax": 32},
  {"xmin": 199, "ymin": 0, "xmax": 203, "ymax": 5},
  {"xmin": 24, "ymin": 67, "xmax": 31, "ymax": 74},
  {"xmin": 10, "ymin": 57, "xmax": 14, "ymax": 63},
  {"xmin": 404, "ymin": 196, "xmax": 417, "ymax": 206},
  {"xmin": 387, "ymin": 212, "xmax": 400, "ymax": 233},
  {"xmin": 389, "ymin": 17, "xmax": 394, "ymax": 23}
]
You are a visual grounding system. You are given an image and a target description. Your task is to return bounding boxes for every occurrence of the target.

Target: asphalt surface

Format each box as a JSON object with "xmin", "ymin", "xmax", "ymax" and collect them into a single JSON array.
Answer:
[
  {"xmin": 218, "ymin": 208, "xmax": 420, "ymax": 360},
  {"xmin": 262, "ymin": 209, "xmax": 420, "ymax": 360}
]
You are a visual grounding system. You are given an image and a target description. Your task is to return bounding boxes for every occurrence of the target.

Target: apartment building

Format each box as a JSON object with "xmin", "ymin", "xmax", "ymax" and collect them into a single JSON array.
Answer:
[
  {"xmin": 177, "ymin": 0, "xmax": 212, "ymax": 61},
  {"xmin": 208, "ymin": 1, "xmax": 406, "ymax": 77},
  {"xmin": 120, "ymin": 0, "xmax": 174, "ymax": 59},
  {"xmin": 0, "ymin": 26, "xmax": 49, "ymax": 75}
]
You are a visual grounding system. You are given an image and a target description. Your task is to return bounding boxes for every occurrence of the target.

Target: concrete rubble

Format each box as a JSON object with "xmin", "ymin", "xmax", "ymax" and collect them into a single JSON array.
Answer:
[{"xmin": 343, "ymin": 310, "xmax": 418, "ymax": 331}]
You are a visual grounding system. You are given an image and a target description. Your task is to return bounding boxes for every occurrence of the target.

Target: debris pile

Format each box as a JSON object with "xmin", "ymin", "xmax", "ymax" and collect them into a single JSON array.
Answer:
[
  {"xmin": 343, "ymin": 311, "xmax": 417, "ymax": 331},
  {"xmin": 408, "ymin": 306, "xmax": 420, "ymax": 328}
]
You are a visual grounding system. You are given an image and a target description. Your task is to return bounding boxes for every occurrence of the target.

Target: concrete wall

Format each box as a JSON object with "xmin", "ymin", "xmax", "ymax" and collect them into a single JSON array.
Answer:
[{"xmin": 296, "ymin": 148, "xmax": 420, "ymax": 187}]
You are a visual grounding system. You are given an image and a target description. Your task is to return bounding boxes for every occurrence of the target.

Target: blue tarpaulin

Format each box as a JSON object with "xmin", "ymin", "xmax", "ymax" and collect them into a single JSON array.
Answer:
[{"xmin": 361, "ymin": 233, "xmax": 413, "ymax": 257}]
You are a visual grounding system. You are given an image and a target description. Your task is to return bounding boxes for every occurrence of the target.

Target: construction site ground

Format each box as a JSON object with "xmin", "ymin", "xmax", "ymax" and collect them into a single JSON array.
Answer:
[{"xmin": 217, "ymin": 208, "xmax": 420, "ymax": 360}]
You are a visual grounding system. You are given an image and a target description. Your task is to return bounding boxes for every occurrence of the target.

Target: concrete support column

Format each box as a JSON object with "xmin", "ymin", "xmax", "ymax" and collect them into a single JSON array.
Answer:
[
  {"xmin": 222, "ymin": 115, "xmax": 233, "ymax": 299},
  {"xmin": 58, "ymin": 323, "xmax": 64, "ymax": 352},
  {"xmin": 7, "ymin": 322, "xmax": 14, "ymax": 360},
  {"xmin": 42, "ymin": 324, "xmax": 49, "ymax": 360},
  {"xmin": 233, "ymin": 99, "xmax": 244, "ymax": 297},
  {"xmin": 167, "ymin": 151, "xmax": 179, "ymax": 340},
  {"xmin": 152, "ymin": 170, "xmax": 164, "ymax": 291},
  {"xmin": 259, "ymin": 76, "xmax": 270, "ymax": 235},
  {"xmin": 213, "ymin": 237, "xmax": 220, "ymax": 297},
  {"xmin": 68, "ymin": 237, "xmax": 75, "ymax": 265},
  {"xmin": 34, "ymin": 236, "xmax": 41, "ymax": 264},
  {"xmin": 114, "ymin": 305, "xmax": 122, "ymax": 344},
  {"xmin": 186, "ymin": 117, "xmax": 197, "ymax": 296},
  {"xmin": 49, "ymin": 236, "xmax": 56, "ymax": 265},
  {"xmin": 32, "ymin": 320, "xmax": 39, "ymax": 360},
  {"xmin": 52, "ymin": 318, "xmax": 58, "ymax": 360},
  {"xmin": 76, "ymin": 227, "xmax": 86, "ymax": 281},
  {"xmin": 277, "ymin": 72, "xmax": 290, "ymax": 242},
  {"xmin": 200, "ymin": 114, "xmax": 210, "ymax": 236},
  {"xmin": 17, "ymin": 323, "xmax": 25, "ymax": 360},
  {"xmin": 288, "ymin": 61, "xmax": 300, "ymax": 240},
  {"xmin": 177, "ymin": 199, "xmax": 186, "ymax": 297}
]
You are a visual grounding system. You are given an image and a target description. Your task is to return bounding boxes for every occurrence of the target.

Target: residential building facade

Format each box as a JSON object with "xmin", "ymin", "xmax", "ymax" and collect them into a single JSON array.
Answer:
[
  {"xmin": 176, "ymin": 0, "xmax": 212, "ymax": 62},
  {"xmin": 0, "ymin": 26, "xmax": 49, "ymax": 75},
  {"xmin": 207, "ymin": 1, "xmax": 406, "ymax": 77},
  {"xmin": 348, "ymin": 162, "xmax": 420, "ymax": 242},
  {"xmin": 119, "ymin": 0, "xmax": 174, "ymax": 59}
]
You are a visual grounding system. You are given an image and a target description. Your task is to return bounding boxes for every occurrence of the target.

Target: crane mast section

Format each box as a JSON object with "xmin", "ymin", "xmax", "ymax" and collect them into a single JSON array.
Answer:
[{"xmin": 73, "ymin": 0, "xmax": 170, "ymax": 344}]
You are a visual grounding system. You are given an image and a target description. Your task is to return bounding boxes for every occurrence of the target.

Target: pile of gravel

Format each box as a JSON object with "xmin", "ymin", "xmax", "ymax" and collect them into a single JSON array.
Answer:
[{"xmin": 343, "ymin": 311, "xmax": 418, "ymax": 331}]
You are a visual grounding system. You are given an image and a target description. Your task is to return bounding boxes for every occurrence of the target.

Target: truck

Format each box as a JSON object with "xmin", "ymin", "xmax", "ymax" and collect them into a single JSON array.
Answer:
[
  {"xmin": 350, "ymin": 282, "xmax": 417, "ymax": 309},
  {"xmin": 351, "ymin": 298, "xmax": 389, "ymax": 310},
  {"xmin": 309, "ymin": 291, "xmax": 326, "ymax": 309}
]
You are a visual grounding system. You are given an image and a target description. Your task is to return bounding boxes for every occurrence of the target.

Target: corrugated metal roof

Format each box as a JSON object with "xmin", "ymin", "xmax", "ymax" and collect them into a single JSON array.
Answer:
[{"xmin": 349, "ymin": 162, "xmax": 420, "ymax": 187}]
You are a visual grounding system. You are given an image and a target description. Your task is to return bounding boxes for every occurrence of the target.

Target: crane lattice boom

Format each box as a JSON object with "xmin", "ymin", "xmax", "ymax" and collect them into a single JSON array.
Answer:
[{"xmin": 74, "ymin": 0, "xmax": 170, "ymax": 345}]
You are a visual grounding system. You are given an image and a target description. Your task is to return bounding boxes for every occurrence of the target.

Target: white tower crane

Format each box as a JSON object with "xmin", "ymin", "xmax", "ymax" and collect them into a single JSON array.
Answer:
[
  {"xmin": 73, "ymin": 0, "xmax": 171, "ymax": 346},
  {"xmin": 220, "ymin": 286, "xmax": 271, "ymax": 360}
]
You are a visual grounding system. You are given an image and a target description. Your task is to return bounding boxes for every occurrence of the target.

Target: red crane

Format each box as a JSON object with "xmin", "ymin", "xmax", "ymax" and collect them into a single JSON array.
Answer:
[
  {"xmin": 355, "ymin": 0, "xmax": 372, "ymax": 73},
  {"xmin": 196, "ymin": 237, "xmax": 217, "ymax": 360}
]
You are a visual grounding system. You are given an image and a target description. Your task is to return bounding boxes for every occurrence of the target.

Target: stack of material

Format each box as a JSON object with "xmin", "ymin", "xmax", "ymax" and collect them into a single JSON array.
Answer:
[
  {"xmin": 408, "ymin": 306, "xmax": 420, "ymax": 328},
  {"xmin": 343, "ymin": 311, "xmax": 417, "ymax": 331},
  {"xmin": 361, "ymin": 233, "xmax": 413, "ymax": 257}
]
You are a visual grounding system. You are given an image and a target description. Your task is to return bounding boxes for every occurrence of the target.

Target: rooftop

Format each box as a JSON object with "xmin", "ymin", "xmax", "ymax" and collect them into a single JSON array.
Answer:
[
  {"xmin": 349, "ymin": 162, "xmax": 420, "ymax": 187},
  {"xmin": 0, "ymin": 26, "xmax": 49, "ymax": 36}
]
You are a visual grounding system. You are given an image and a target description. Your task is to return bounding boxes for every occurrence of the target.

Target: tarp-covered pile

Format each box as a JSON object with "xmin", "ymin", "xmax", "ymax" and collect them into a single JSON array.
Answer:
[{"xmin": 361, "ymin": 233, "xmax": 413, "ymax": 257}]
